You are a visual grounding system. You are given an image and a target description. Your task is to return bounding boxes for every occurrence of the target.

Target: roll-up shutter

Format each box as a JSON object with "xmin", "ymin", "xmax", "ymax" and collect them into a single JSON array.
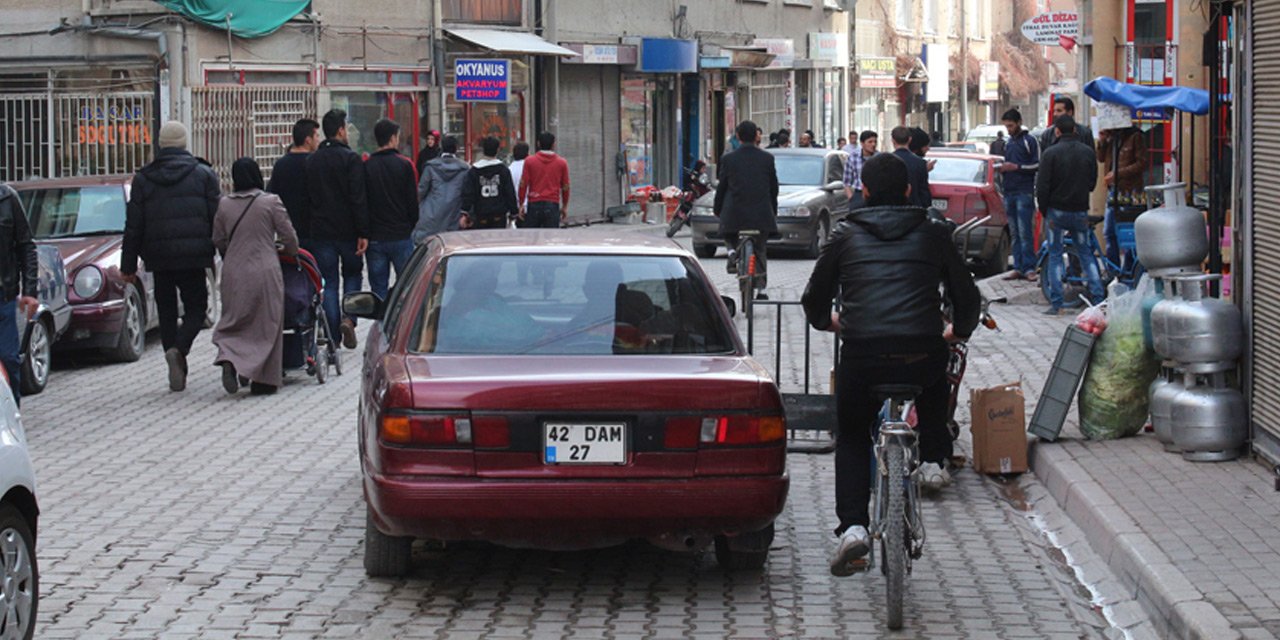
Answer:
[
  {"xmin": 559, "ymin": 64, "xmax": 620, "ymax": 224},
  {"xmin": 1250, "ymin": 0, "xmax": 1280, "ymax": 462}
]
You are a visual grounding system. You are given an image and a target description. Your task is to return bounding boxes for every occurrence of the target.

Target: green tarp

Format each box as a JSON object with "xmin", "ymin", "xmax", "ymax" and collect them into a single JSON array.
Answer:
[{"xmin": 153, "ymin": 0, "xmax": 310, "ymax": 38}]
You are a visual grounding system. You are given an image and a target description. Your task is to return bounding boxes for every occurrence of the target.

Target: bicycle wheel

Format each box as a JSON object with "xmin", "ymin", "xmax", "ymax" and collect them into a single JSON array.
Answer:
[
  {"xmin": 739, "ymin": 239, "xmax": 754, "ymax": 317},
  {"xmin": 666, "ymin": 210, "xmax": 689, "ymax": 238},
  {"xmin": 883, "ymin": 442, "xmax": 907, "ymax": 631}
]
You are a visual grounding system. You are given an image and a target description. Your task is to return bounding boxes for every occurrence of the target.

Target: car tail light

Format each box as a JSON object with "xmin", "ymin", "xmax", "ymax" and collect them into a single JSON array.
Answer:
[
  {"xmin": 663, "ymin": 417, "xmax": 701, "ymax": 449},
  {"xmin": 379, "ymin": 412, "xmax": 471, "ymax": 447},
  {"xmin": 698, "ymin": 415, "xmax": 785, "ymax": 446},
  {"xmin": 472, "ymin": 416, "xmax": 510, "ymax": 448}
]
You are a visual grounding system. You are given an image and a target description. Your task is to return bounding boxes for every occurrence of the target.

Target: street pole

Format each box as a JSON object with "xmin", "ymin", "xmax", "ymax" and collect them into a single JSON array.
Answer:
[{"xmin": 960, "ymin": 0, "xmax": 969, "ymax": 134}]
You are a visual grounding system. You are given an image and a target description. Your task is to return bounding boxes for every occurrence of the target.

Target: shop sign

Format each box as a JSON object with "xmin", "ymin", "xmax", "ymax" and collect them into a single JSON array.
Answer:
[
  {"xmin": 1020, "ymin": 11, "xmax": 1079, "ymax": 47},
  {"xmin": 1132, "ymin": 107, "xmax": 1170, "ymax": 124},
  {"xmin": 454, "ymin": 58, "xmax": 510, "ymax": 102},
  {"xmin": 924, "ymin": 43, "xmax": 948, "ymax": 103},
  {"xmin": 979, "ymin": 61, "xmax": 1000, "ymax": 101},
  {"xmin": 857, "ymin": 57, "xmax": 896, "ymax": 89},
  {"xmin": 582, "ymin": 44, "xmax": 620, "ymax": 64},
  {"xmin": 752, "ymin": 38, "xmax": 795, "ymax": 69},
  {"xmin": 78, "ymin": 105, "xmax": 152, "ymax": 145},
  {"xmin": 808, "ymin": 32, "xmax": 849, "ymax": 67}
]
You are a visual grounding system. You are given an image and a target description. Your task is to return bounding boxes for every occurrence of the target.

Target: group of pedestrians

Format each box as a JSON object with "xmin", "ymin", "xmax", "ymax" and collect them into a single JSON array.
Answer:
[{"xmin": 114, "ymin": 108, "xmax": 572, "ymax": 395}]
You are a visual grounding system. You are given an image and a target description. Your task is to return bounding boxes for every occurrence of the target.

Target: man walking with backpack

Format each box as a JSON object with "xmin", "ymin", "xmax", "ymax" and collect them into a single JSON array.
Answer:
[
  {"xmin": 121, "ymin": 121, "xmax": 221, "ymax": 391},
  {"xmin": 461, "ymin": 136, "xmax": 519, "ymax": 230},
  {"xmin": 998, "ymin": 109, "xmax": 1040, "ymax": 281},
  {"xmin": 363, "ymin": 119, "xmax": 418, "ymax": 300}
]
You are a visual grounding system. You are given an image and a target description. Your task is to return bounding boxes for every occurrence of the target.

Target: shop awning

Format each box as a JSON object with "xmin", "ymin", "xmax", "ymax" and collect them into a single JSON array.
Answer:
[
  {"xmin": 154, "ymin": 0, "xmax": 309, "ymax": 38},
  {"xmin": 717, "ymin": 46, "xmax": 775, "ymax": 69},
  {"xmin": 445, "ymin": 29, "xmax": 578, "ymax": 57},
  {"xmin": 1084, "ymin": 76, "xmax": 1209, "ymax": 115}
]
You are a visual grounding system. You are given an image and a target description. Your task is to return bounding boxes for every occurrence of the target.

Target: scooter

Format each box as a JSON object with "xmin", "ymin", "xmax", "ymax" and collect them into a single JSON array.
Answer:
[{"xmin": 665, "ymin": 165, "xmax": 712, "ymax": 238}]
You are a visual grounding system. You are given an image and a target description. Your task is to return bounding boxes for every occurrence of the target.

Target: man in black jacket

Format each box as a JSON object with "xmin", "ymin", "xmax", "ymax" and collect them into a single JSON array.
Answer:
[
  {"xmin": 1037, "ymin": 115, "xmax": 1104, "ymax": 314},
  {"xmin": 267, "ymin": 118, "xmax": 320, "ymax": 248},
  {"xmin": 0, "ymin": 183, "xmax": 39, "ymax": 404},
  {"xmin": 121, "ymin": 121, "xmax": 221, "ymax": 392},
  {"xmin": 713, "ymin": 120, "xmax": 778, "ymax": 295},
  {"xmin": 306, "ymin": 109, "xmax": 369, "ymax": 350},
  {"xmin": 461, "ymin": 136, "xmax": 518, "ymax": 230},
  {"xmin": 1040, "ymin": 96, "xmax": 1095, "ymax": 152},
  {"xmin": 890, "ymin": 126, "xmax": 933, "ymax": 209},
  {"xmin": 802, "ymin": 153, "xmax": 980, "ymax": 577},
  {"xmin": 363, "ymin": 119, "xmax": 418, "ymax": 301}
]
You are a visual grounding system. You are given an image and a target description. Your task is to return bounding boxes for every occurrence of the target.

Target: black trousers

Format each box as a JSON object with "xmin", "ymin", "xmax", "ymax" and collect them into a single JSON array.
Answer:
[
  {"xmin": 153, "ymin": 269, "xmax": 208, "ymax": 356},
  {"xmin": 525, "ymin": 201, "xmax": 561, "ymax": 228},
  {"xmin": 834, "ymin": 347, "xmax": 951, "ymax": 534}
]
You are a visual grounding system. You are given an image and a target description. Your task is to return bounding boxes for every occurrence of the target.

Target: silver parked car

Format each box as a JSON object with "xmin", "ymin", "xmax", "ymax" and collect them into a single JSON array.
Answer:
[
  {"xmin": 16, "ymin": 245, "xmax": 71, "ymax": 395},
  {"xmin": 689, "ymin": 148, "xmax": 850, "ymax": 259}
]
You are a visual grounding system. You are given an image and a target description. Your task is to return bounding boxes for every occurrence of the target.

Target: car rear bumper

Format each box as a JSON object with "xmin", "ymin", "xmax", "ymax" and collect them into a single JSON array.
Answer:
[
  {"xmin": 366, "ymin": 472, "xmax": 789, "ymax": 546},
  {"xmin": 690, "ymin": 217, "xmax": 816, "ymax": 250}
]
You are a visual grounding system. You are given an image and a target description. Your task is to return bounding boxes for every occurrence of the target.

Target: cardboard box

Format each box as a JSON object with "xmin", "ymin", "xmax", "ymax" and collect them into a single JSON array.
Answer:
[{"xmin": 970, "ymin": 383, "xmax": 1029, "ymax": 475}]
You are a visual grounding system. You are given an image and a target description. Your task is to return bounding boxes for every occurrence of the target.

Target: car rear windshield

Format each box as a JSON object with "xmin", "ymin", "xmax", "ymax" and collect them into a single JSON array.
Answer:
[
  {"xmin": 773, "ymin": 156, "xmax": 825, "ymax": 186},
  {"xmin": 20, "ymin": 186, "xmax": 125, "ymax": 238},
  {"xmin": 929, "ymin": 157, "xmax": 987, "ymax": 184},
  {"xmin": 415, "ymin": 254, "xmax": 736, "ymax": 356}
]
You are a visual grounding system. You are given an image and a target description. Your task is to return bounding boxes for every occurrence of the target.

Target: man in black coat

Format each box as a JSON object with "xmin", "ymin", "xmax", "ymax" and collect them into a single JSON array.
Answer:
[
  {"xmin": 713, "ymin": 120, "xmax": 779, "ymax": 294},
  {"xmin": 121, "ymin": 121, "xmax": 221, "ymax": 392},
  {"xmin": 363, "ymin": 118, "xmax": 419, "ymax": 302},
  {"xmin": 461, "ymin": 136, "xmax": 518, "ymax": 230},
  {"xmin": 306, "ymin": 109, "xmax": 369, "ymax": 351},
  {"xmin": 1039, "ymin": 95, "xmax": 1095, "ymax": 152},
  {"xmin": 801, "ymin": 153, "xmax": 979, "ymax": 576},
  {"xmin": 890, "ymin": 126, "xmax": 933, "ymax": 209},
  {"xmin": 267, "ymin": 118, "xmax": 320, "ymax": 249},
  {"xmin": 0, "ymin": 183, "xmax": 38, "ymax": 404},
  {"xmin": 1037, "ymin": 115, "xmax": 1104, "ymax": 314}
]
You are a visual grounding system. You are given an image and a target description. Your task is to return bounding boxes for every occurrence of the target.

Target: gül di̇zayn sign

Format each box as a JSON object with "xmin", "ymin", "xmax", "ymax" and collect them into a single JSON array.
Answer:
[
  {"xmin": 1020, "ymin": 11, "xmax": 1080, "ymax": 47},
  {"xmin": 454, "ymin": 59, "xmax": 510, "ymax": 102}
]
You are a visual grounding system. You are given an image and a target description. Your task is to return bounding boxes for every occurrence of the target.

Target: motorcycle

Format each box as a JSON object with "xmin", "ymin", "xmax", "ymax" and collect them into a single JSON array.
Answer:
[{"xmin": 665, "ymin": 164, "xmax": 713, "ymax": 238}]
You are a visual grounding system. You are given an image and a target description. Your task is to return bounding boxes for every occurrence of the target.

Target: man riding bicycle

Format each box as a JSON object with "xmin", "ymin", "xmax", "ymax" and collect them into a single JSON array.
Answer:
[
  {"xmin": 801, "ymin": 153, "xmax": 981, "ymax": 576},
  {"xmin": 714, "ymin": 120, "xmax": 779, "ymax": 298}
]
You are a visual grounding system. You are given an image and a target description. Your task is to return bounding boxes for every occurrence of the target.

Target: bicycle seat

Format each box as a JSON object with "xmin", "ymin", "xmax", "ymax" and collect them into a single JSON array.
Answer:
[
  {"xmin": 870, "ymin": 384, "xmax": 922, "ymax": 401},
  {"xmin": 1087, "ymin": 215, "xmax": 1105, "ymax": 226}
]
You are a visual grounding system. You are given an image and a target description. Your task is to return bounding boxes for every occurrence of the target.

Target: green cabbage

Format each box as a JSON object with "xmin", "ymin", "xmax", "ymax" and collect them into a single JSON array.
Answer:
[{"xmin": 1078, "ymin": 278, "xmax": 1161, "ymax": 440}]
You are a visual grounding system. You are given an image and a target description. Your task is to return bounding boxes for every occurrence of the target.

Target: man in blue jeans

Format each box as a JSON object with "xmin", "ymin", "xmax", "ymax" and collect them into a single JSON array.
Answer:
[
  {"xmin": 306, "ymin": 109, "xmax": 369, "ymax": 349},
  {"xmin": 1036, "ymin": 115, "xmax": 1104, "ymax": 314},
  {"xmin": 363, "ymin": 119, "xmax": 418, "ymax": 301},
  {"xmin": 997, "ymin": 109, "xmax": 1040, "ymax": 281},
  {"xmin": 0, "ymin": 183, "xmax": 39, "ymax": 405}
]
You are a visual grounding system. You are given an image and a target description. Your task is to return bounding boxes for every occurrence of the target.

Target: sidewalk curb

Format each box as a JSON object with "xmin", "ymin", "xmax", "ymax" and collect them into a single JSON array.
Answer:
[{"xmin": 1028, "ymin": 439, "xmax": 1243, "ymax": 640}]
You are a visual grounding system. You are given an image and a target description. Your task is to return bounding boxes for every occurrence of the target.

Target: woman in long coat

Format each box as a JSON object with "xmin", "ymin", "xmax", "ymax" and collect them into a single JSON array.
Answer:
[{"xmin": 212, "ymin": 158, "xmax": 299, "ymax": 395}]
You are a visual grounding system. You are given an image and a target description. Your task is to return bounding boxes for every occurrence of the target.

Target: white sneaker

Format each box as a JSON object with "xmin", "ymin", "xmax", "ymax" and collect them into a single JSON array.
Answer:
[
  {"xmin": 918, "ymin": 462, "xmax": 952, "ymax": 491},
  {"xmin": 829, "ymin": 525, "xmax": 870, "ymax": 577}
]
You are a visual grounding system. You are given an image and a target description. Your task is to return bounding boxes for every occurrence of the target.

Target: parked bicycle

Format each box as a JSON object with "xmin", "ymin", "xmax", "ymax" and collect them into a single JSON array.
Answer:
[
  {"xmin": 734, "ymin": 230, "xmax": 767, "ymax": 317},
  {"xmin": 1035, "ymin": 214, "xmax": 1146, "ymax": 305},
  {"xmin": 867, "ymin": 384, "xmax": 927, "ymax": 631}
]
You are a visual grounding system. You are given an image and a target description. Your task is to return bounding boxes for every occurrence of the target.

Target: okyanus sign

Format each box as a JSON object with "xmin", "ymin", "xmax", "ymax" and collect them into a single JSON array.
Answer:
[{"xmin": 455, "ymin": 59, "xmax": 510, "ymax": 102}]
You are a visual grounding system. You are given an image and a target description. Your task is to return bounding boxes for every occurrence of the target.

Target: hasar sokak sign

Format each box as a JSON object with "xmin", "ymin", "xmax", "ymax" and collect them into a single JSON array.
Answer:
[{"xmin": 454, "ymin": 59, "xmax": 510, "ymax": 103}]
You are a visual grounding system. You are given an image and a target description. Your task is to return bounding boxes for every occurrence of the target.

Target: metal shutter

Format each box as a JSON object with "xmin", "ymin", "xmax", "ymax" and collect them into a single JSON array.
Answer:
[
  {"xmin": 1251, "ymin": 0, "xmax": 1280, "ymax": 463},
  {"xmin": 558, "ymin": 64, "xmax": 619, "ymax": 224}
]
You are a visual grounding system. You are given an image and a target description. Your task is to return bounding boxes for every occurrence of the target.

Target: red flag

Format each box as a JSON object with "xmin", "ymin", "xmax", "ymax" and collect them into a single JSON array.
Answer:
[{"xmin": 1059, "ymin": 34, "xmax": 1077, "ymax": 52}]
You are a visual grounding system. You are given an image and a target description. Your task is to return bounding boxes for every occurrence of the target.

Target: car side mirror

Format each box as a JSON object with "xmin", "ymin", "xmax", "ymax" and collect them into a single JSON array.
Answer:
[
  {"xmin": 721, "ymin": 295, "xmax": 737, "ymax": 318},
  {"xmin": 823, "ymin": 180, "xmax": 845, "ymax": 192},
  {"xmin": 343, "ymin": 292, "xmax": 385, "ymax": 320}
]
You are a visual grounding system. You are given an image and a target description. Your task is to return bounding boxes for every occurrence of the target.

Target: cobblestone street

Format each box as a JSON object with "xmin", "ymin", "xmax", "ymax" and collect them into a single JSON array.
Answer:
[{"xmin": 20, "ymin": 226, "xmax": 1142, "ymax": 639}]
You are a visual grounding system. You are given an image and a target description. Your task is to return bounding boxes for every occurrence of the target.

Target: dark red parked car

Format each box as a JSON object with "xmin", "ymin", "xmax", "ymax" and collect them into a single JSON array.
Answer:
[
  {"xmin": 926, "ymin": 151, "xmax": 1011, "ymax": 277},
  {"xmin": 345, "ymin": 230, "xmax": 789, "ymax": 576}
]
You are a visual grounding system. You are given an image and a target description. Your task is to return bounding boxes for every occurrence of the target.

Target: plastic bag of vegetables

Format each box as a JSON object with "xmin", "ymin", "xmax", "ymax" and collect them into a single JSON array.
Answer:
[{"xmin": 1077, "ymin": 276, "xmax": 1161, "ymax": 440}]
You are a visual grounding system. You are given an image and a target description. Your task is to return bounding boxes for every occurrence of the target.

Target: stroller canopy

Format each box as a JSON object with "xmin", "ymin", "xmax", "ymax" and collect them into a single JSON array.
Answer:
[{"xmin": 1083, "ymin": 76, "xmax": 1209, "ymax": 115}]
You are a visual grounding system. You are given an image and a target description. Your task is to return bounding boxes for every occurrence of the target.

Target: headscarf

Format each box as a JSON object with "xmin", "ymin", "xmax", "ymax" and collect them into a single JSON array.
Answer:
[{"xmin": 231, "ymin": 157, "xmax": 264, "ymax": 193}]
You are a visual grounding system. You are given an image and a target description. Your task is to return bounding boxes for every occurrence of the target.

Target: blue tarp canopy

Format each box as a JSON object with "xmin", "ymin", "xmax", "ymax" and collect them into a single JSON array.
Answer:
[
  {"xmin": 153, "ymin": 0, "xmax": 309, "ymax": 39},
  {"xmin": 1083, "ymin": 76, "xmax": 1210, "ymax": 115}
]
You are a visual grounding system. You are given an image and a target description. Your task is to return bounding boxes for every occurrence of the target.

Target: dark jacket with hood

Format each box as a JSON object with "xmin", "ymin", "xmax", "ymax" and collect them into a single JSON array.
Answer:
[
  {"xmin": 122, "ymin": 148, "xmax": 220, "ymax": 274},
  {"xmin": 802, "ymin": 205, "xmax": 980, "ymax": 355},
  {"xmin": 461, "ymin": 158, "xmax": 518, "ymax": 229},
  {"xmin": 1037, "ymin": 134, "xmax": 1098, "ymax": 213},
  {"xmin": 305, "ymin": 139, "xmax": 369, "ymax": 241},
  {"xmin": 414, "ymin": 154, "xmax": 472, "ymax": 243},
  {"xmin": 364, "ymin": 148, "xmax": 419, "ymax": 241},
  {"xmin": 0, "ymin": 184, "xmax": 38, "ymax": 300},
  {"xmin": 713, "ymin": 144, "xmax": 778, "ymax": 235}
]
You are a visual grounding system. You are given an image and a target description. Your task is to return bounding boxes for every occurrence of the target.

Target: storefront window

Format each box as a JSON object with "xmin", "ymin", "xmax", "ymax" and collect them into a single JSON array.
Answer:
[
  {"xmin": 621, "ymin": 75, "xmax": 653, "ymax": 188},
  {"xmin": 750, "ymin": 71, "xmax": 789, "ymax": 135},
  {"xmin": 331, "ymin": 92, "xmax": 387, "ymax": 157}
]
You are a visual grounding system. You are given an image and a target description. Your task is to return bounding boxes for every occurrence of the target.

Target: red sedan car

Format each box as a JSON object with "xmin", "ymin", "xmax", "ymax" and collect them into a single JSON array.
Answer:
[
  {"xmin": 346, "ymin": 230, "xmax": 789, "ymax": 576},
  {"xmin": 926, "ymin": 151, "xmax": 1011, "ymax": 277}
]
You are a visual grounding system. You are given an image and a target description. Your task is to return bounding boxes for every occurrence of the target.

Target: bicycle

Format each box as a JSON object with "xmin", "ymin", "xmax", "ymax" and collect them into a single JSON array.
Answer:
[
  {"xmin": 867, "ymin": 383, "xmax": 927, "ymax": 631},
  {"xmin": 1035, "ymin": 215, "xmax": 1146, "ymax": 306},
  {"xmin": 733, "ymin": 230, "xmax": 766, "ymax": 317}
]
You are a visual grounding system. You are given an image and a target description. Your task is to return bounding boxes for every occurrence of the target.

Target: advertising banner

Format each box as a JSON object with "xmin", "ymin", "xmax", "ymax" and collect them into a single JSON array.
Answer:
[{"xmin": 1021, "ymin": 12, "xmax": 1080, "ymax": 47}]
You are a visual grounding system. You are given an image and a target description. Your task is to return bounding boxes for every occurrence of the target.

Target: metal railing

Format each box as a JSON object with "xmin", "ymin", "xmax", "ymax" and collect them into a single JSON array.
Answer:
[
  {"xmin": 190, "ymin": 86, "xmax": 319, "ymax": 190},
  {"xmin": 0, "ymin": 92, "xmax": 154, "ymax": 182},
  {"xmin": 744, "ymin": 300, "xmax": 841, "ymax": 453}
]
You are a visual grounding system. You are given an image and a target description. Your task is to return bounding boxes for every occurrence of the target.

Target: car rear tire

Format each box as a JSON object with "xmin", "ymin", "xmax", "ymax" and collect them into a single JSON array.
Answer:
[
  {"xmin": 364, "ymin": 509, "xmax": 412, "ymax": 578},
  {"xmin": 694, "ymin": 244, "xmax": 717, "ymax": 259},
  {"xmin": 806, "ymin": 214, "xmax": 830, "ymax": 259},
  {"xmin": 977, "ymin": 229, "xmax": 1011, "ymax": 278},
  {"xmin": 107, "ymin": 285, "xmax": 145, "ymax": 363},
  {"xmin": 0, "ymin": 503, "xmax": 38, "ymax": 640},
  {"xmin": 19, "ymin": 317, "xmax": 52, "ymax": 396},
  {"xmin": 713, "ymin": 522, "xmax": 774, "ymax": 571}
]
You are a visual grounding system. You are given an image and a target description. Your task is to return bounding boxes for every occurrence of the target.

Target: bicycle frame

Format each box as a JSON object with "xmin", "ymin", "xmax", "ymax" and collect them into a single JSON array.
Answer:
[{"xmin": 867, "ymin": 397, "xmax": 926, "ymax": 572}]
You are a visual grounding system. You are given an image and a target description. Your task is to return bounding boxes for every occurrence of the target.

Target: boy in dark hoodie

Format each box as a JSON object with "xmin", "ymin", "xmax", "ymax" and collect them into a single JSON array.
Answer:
[{"xmin": 461, "ymin": 136, "xmax": 519, "ymax": 230}]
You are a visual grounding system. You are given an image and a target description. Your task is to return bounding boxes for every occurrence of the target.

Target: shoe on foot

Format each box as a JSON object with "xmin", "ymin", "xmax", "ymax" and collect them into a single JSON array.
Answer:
[
  {"xmin": 220, "ymin": 362, "xmax": 239, "ymax": 395},
  {"xmin": 726, "ymin": 252, "xmax": 738, "ymax": 274},
  {"xmin": 918, "ymin": 462, "xmax": 952, "ymax": 491},
  {"xmin": 829, "ymin": 525, "xmax": 871, "ymax": 577},
  {"xmin": 1024, "ymin": 271, "xmax": 1039, "ymax": 282},
  {"xmin": 1001, "ymin": 271, "xmax": 1023, "ymax": 281},
  {"xmin": 249, "ymin": 382, "xmax": 278, "ymax": 396},
  {"xmin": 340, "ymin": 319, "xmax": 358, "ymax": 349},
  {"xmin": 165, "ymin": 348, "xmax": 187, "ymax": 392},
  {"xmin": 1042, "ymin": 306, "xmax": 1063, "ymax": 316},
  {"xmin": 755, "ymin": 292, "xmax": 769, "ymax": 301}
]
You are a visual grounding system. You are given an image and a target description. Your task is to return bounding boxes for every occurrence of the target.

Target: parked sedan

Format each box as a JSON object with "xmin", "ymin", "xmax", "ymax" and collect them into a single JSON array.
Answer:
[
  {"xmin": 0, "ymin": 372, "xmax": 39, "ymax": 640},
  {"xmin": 925, "ymin": 151, "xmax": 1011, "ymax": 277},
  {"xmin": 13, "ymin": 176, "xmax": 220, "ymax": 362},
  {"xmin": 347, "ymin": 230, "xmax": 789, "ymax": 576},
  {"xmin": 16, "ymin": 245, "xmax": 71, "ymax": 395},
  {"xmin": 689, "ymin": 148, "xmax": 849, "ymax": 259}
]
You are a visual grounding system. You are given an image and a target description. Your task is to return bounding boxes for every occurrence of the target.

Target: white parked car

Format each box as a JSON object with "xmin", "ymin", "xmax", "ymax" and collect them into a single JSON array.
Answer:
[{"xmin": 0, "ymin": 371, "xmax": 37, "ymax": 640}]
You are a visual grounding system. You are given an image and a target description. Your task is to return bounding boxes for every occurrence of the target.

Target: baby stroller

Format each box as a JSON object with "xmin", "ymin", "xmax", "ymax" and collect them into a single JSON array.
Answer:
[{"xmin": 281, "ymin": 248, "xmax": 340, "ymax": 383}]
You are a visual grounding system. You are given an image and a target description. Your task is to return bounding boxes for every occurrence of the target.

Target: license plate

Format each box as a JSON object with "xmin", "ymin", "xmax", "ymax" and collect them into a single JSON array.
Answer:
[
  {"xmin": 544, "ymin": 423, "xmax": 627, "ymax": 464},
  {"xmin": 932, "ymin": 198, "xmax": 949, "ymax": 211}
]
